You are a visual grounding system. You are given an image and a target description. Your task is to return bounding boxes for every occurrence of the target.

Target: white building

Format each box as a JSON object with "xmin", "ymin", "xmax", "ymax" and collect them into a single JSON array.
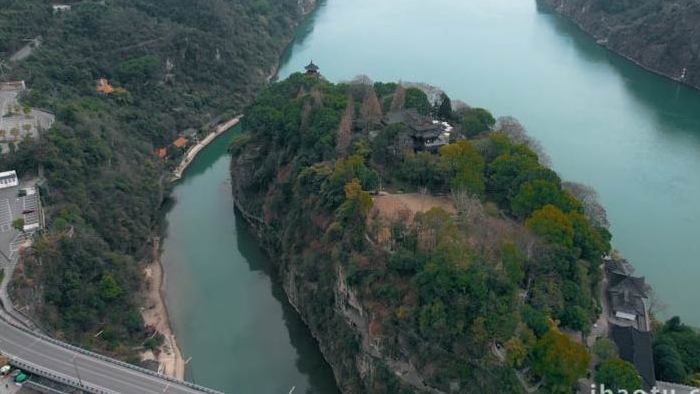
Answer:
[
  {"xmin": 0, "ymin": 81, "xmax": 26, "ymax": 92},
  {"xmin": 52, "ymin": 4, "xmax": 72, "ymax": 13},
  {"xmin": 0, "ymin": 171, "xmax": 19, "ymax": 189}
]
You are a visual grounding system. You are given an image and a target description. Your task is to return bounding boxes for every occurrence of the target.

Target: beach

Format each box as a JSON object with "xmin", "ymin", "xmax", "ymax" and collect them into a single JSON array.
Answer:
[
  {"xmin": 140, "ymin": 116, "xmax": 243, "ymax": 379},
  {"xmin": 141, "ymin": 237, "xmax": 185, "ymax": 380}
]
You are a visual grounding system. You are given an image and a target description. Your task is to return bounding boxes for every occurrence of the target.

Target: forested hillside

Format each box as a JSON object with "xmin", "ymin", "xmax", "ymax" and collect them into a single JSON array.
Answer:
[
  {"xmin": 231, "ymin": 74, "xmax": 615, "ymax": 393},
  {"xmin": 0, "ymin": 0, "xmax": 307, "ymax": 361},
  {"xmin": 539, "ymin": 0, "xmax": 700, "ymax": 90}
]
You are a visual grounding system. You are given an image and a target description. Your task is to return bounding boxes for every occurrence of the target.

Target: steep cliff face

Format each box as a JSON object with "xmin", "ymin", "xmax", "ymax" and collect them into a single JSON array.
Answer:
[
  {"xmin": 231, "ymin": 143, "xmax": 410, "ymax": 394},
  {"xmin": 540, "ymin": 0, "xmax": 700, "ymax": 89}
]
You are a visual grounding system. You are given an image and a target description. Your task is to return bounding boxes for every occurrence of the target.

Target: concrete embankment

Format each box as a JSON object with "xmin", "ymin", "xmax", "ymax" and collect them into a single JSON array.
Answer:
[{"xmin": 172, "ymin": 115, "xmax": 242, "ymax": 181}]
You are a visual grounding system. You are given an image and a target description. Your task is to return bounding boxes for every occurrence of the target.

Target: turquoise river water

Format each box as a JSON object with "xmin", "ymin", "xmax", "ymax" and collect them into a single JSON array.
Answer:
[{"xmin": 162, "ymin": 1, "xmax": 700, "ymax": 392}]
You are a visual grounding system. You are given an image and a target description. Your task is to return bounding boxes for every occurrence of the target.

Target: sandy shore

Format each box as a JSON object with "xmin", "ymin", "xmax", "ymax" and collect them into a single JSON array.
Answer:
[
  {"xmin": 139, "ymin": 116, "xmax": 243, "ymax": 379},
  {"xmin": 141, "ymin": 237, "xmax": 185, "ymax": 380}
]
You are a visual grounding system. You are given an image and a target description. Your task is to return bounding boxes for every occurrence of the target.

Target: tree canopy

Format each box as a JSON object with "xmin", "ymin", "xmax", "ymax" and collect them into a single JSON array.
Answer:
[
  {"xmin": 532, "ymin": 322, "xmax": 590, "ymax": 392},
  {"xmin": 595, "ymin": 358, "xmax": 643, "ymax": 392}
]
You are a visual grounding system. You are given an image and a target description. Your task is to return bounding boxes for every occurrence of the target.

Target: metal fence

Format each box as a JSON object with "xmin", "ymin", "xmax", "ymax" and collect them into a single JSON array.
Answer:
[{"xmin": 0, "ymin": 313, "xmax": 224, "ymax": 394}]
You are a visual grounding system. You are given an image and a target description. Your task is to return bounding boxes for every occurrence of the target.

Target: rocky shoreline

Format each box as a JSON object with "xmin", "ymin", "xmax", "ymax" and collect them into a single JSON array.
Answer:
[{"xmin": 539, "ymin": 0, "xmax": 700, "ymax": 91}]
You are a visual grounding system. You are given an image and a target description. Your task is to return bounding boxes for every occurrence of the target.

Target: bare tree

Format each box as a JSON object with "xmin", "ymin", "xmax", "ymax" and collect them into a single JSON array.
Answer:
[
  {"xmin": 336, "ymin": 96, "xmax": 355, "ymax": 155},
  {"xmin": 401, "ymin": 81, "xmax": 445, "ymax": 104},
  {"xmin": 390, "ymin": 85, "xmax": 406, "ymax": 112},
  {"xmin": 563, "ymin": 182, "xmax": 610, "ymax": 228},
  {"xmin": 452, "ymin": 100, "xmax": 470, "ymax": 111},
  {"xmin": 452, "ymin": 189, "xmax": 485, "ymax": 225},
  {"xmin": 351, "ymin": 74, "xmax": 373, "ymax": 86},
  {"xmin": 646, "ymin": 287, "xmax": 667, "ymax": 322},
  {"xmin": 496, "ymin": 116, "xmax": 551, "ymax": 166},
  {"xmin": 360, "ymin": 88, "xmax": 382, "ymax": 129}
]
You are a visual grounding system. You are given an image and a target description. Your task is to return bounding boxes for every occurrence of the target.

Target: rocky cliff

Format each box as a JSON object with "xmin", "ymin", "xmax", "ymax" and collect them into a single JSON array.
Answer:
[
  {"xmin": 230, "ymin": 74, "xmax": 611, "ymax": 393},
  {"xmin": 540, "ymin": 0, "xmax": 700, "ymax": 90}
]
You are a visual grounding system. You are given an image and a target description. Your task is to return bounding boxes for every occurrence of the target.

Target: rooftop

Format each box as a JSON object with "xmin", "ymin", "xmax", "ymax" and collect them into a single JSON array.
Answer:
[
  {"xmin": 605, "ymin": 258, "xmax": 635, "ymax": 277},
  {"xmin": 609, "ymin": 276, "xmax": 649, "ymax": 299},
  {"xmin": 96, "ymin": 78, "xmax": 115, "ymax": 94},
  {"xmin": 384, "ymin": 109, "xmax": 443, "ymax": 137},
  {"xmin": 0, "ymin": 81, "xmax": 26, "ymax": 92},
  {"xmin": 0, "ymin": 178, "xmax": 44, "ymax": 264},
  {"xmin": 173, "ymin": 137, "xmax": 188, "ymax": 148},
  {"xmin": 305, "ymin": 61, "xmax": 319, "ymax": 72},
  {"xmin": 0, "ymin": 171, "xmax": 18, "ymax": 189},
  {"xmin": 611, "ymin": 324, "xmax": 656, "ymax": 389}
]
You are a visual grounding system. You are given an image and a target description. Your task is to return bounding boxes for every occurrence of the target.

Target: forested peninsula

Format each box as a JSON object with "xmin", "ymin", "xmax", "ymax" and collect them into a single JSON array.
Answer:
[
  {"xmin": 230, "ymin": 73, "xmax": 619, "ymax": 393},
  {"xmin": 539, "ymin": 0, "xmax": 700, "ymax": 90},
  {"xmin": 0, "ymin": 0, "xmax": 313, "ymax": 363}
]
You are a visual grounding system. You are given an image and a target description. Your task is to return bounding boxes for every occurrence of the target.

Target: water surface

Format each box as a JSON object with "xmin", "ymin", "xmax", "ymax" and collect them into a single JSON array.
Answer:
[
  {"xmin": 162, "ymin": 131, "xmax": 338, "ymax": 393},
  {"xmin": 279, "ymin": 0, "xmax": 700, "ymax": 325},
  {"xmin": 162, "ymin": 1, "xmax": 700, "ymax": 392}
]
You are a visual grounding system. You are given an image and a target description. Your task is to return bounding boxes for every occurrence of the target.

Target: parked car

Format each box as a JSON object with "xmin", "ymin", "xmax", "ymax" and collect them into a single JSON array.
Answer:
[{"xmin": 14, "ymin": 372, "xmax": 27, "ymax": 384}]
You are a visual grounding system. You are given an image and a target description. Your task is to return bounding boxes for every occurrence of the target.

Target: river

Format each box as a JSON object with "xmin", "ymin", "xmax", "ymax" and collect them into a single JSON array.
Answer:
[
  {"xmin": 162, "ymin": 0, "xmax": 700, "ymax": 392},
  {"xmin": 279, "ymin": 0, "xmax": 700, "ymax": 325},
  {"xmin": 161, "ymin": 131, "xmax": 338, "ymax": 393}
]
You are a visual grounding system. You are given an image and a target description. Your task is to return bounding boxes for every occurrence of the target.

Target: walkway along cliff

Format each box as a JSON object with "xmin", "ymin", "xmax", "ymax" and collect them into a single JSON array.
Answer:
[{"xmin": 172, "ymin": 116, "xmax": 243, "ymax": 181}]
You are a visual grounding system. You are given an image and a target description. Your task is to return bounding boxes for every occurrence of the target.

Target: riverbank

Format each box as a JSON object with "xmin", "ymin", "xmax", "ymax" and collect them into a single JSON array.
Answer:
[
  {"xmin": 141, "ymin": 236, "xmax": 185, "ymax": 380},
  {"xmin": 539, "ymin": 0, "xmax": 700, "ymax": 92},
  {"xmin": 171, "ymin": 115, "xmax": 242, "ymax": 181}
]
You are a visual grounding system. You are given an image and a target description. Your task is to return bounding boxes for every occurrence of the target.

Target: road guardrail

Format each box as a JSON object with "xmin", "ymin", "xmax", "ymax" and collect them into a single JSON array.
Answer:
[{"xmin": 0, "ymin": 312, "xmax": 224, "ymax": 394}]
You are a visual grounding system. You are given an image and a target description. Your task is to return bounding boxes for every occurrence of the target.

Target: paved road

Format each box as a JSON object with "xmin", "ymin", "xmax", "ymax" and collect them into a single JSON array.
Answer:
[
  {"xmin": 0, "ymin": 318, "xmax": 220, "ymax": 394},
  {"xmin": 9, "ymin": 38, "xmax": 40, "ymax": 63}
]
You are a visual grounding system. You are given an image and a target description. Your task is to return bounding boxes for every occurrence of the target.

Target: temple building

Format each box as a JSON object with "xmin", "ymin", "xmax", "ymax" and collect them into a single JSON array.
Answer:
[
  {"xmin": 383, "ymin": 109, "xmax": 451, "ymax": 152},
  {"xmin": 305, "ymin": 61, "xmax": 320, "ymax": 76}
]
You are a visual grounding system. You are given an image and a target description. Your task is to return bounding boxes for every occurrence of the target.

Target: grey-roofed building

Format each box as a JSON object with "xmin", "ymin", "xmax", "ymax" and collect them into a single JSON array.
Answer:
[
  {"xmin": 182, "ymin": 128, "xmax": 198, "ymax": 138},
  {"xmin": 305, "ymin": 61, "xmax": 320, "ymax": 76},
  {"xmin": 611, "ymin": 324, "xmax": 656, "ymax": 390},
  {"xmin": 383, "ymin": 109, "xmax": 450, "ymax": 152},
  {"xmin": 608, "ymin": 275, "xmax": 650, "ymax": 331},
  {"xmin": 605, "ymin": 257, "xmax": 635, "ymax": 286}
]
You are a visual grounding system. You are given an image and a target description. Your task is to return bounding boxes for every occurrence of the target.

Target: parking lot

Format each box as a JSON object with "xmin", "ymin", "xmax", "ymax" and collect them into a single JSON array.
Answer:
[
  {"xmin": 0, "ymin": 184, "xmax": 41, "ymax": 266},
  {"xmin": 0, "ymin": 86, "xmax": 54, "ymax": 154},
  {"xmin": 0, "ymin": 377, "xmax": 21, "ymax": 394}
]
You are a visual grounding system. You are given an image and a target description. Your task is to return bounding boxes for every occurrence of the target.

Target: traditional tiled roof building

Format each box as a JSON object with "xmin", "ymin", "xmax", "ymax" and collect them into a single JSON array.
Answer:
[{"xmin": 611, "ymin": 325, "xmax": 656, "ymax": 390}]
